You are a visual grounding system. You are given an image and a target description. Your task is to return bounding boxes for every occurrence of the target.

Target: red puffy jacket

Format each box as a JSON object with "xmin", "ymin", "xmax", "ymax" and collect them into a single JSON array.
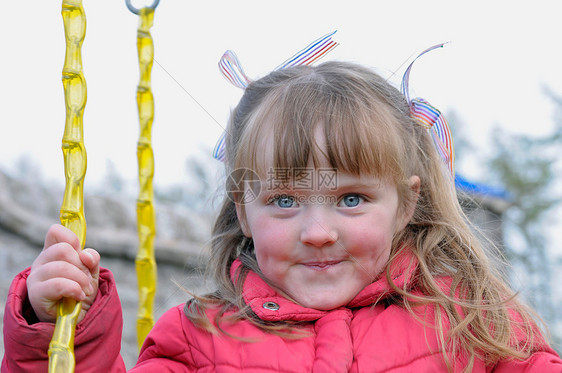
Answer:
[{"xmin": 3, "ymin": 260, "xmax": 562, "ymax": 372}]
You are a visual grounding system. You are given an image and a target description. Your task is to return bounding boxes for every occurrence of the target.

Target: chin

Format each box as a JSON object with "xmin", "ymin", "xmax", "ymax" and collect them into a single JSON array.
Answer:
[{"xmin": 300, "ymin": 297, "xmax": 349, "ymax": 311}]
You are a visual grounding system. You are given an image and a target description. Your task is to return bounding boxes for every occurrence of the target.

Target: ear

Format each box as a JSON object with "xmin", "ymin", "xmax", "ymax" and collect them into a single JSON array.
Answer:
[
  {"xmin": 397, "ymin": 175, "xmax": 420, "ymax": 231},
  {"xmin": 235, "ymin": 203, "xmax": 252, "ymax": 238}
]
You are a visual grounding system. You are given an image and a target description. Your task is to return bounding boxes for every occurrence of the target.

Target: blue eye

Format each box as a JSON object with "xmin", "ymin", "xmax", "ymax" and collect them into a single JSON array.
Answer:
[
  {"xmin": 340, "ymin": 194, "xmax": 362, "ymax": 207},
  {"xmin": 272, "ymin": 195, "xmax": 297, "ymax": 208}
]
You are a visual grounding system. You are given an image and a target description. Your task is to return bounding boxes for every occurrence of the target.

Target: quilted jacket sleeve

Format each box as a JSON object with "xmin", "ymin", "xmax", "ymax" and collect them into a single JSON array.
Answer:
[
  {"xmin": 492, "ymin": 349, "xmax": 562, "ymax": 372},
  {"xmin": 1, "ymin": 267, "xmax": 126, "ymax": 373},
  {"xmin": 491, "ymin": 309, "xmax": 562, "ymax": 372},
  {"xmin": 131, "ymin": 305, "xmax": 197, "ymax": 372}
]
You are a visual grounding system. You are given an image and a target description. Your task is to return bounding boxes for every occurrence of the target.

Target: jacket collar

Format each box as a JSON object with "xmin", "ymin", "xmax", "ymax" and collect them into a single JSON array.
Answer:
[{"xmin": 230, "ymin": 248, "xmax": 418, "ymax": 322}]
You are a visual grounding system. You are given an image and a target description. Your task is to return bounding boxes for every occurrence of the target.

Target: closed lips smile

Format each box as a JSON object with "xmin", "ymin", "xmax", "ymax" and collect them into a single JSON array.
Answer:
[{"xmin": 302, "ymin": 260, "xmax": 342, "ymax": 269}]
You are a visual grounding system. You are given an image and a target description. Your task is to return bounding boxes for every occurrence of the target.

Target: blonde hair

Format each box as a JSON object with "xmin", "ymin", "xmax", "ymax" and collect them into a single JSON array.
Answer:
[{"xmin": 186, "ymin": 61, "xmax": 544, "ymax": 371}]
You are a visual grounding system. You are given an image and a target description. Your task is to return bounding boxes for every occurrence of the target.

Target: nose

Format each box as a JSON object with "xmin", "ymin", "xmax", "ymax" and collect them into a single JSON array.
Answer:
[{"xmin": 300, "ymin": 207, "xmax": 338, "ymax": 248}]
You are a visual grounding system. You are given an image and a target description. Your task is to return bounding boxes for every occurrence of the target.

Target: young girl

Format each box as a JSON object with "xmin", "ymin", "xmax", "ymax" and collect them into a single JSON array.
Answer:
[{"xmin": 3, "ymin": 40, "xmax": 562, "ymax": 372}]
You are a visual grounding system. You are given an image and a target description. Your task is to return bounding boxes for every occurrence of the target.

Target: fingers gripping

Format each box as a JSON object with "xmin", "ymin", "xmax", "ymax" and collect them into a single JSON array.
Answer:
[
  {"xmin": 43, "ymin": 224, "xmax": 81, "ymax": 252},
  {"xmin": 27, "ymin": 224, "xmax": 100, "ymax": 323}
]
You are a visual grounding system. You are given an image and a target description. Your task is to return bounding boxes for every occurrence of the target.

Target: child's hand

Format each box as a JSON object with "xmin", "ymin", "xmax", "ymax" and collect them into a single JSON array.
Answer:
[{"xmin": 27, "ymin": 224, "xmax": 100, "ymax": 324}]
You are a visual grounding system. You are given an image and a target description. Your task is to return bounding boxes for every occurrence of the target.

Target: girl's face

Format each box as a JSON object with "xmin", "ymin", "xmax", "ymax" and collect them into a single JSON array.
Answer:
[{"xmin": 237, "ymin": 130, "xmax": 418, "ymax": 310}]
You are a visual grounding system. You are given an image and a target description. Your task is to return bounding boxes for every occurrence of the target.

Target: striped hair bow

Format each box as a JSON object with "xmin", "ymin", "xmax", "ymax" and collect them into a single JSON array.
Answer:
[
  {"xmin": 212, "ymin": 31, "xmax": 339, "ymax": 162},
  {"xmin": 401, "ymin": 43, "xmax": 455, "ymax": 177}
]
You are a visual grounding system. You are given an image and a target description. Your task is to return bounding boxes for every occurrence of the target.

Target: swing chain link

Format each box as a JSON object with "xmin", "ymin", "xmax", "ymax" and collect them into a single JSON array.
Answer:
[
  {"xmin": 133, "ymin": 5, "xmax": 158, "ymax": 350},
  {"xmin": 126, "ymin": 0, "xmax": 160, "ymax": 15}
]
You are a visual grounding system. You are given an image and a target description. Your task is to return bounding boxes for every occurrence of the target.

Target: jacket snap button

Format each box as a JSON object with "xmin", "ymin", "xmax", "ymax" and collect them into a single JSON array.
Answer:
[{"xmin": 262, "ymin": 301, "xmax": 279, "ymax": 311}]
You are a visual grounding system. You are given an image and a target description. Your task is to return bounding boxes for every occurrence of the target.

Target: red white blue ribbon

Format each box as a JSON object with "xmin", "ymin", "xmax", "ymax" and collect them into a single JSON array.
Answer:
[
  {"xmin": 214, "ymin": 31, "xmax": 339, "ymax": 161},
  {"xmin": 275, "ymin": 30, "xmax": 339, "ymax": 70},
  {"xmin": 401, "ymin": 43, "xmax": 455, "ymax": 176},
  {"xmin": 218, "ymin": 50, "xmax": 251, "ymax": 89},
  {"xmin": 212, "ymin": 131, "xmax": 227, "ymax": 162}
]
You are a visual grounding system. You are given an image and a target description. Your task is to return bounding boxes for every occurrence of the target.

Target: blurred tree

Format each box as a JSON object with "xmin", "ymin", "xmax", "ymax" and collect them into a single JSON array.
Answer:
[
  {"xmin": 103, "ymin": 159, "xmax": 124, "ymax": 194},
  {"xmin": 181, "ymin": 152, "xmax": 221, "ymax": 216},
  {"xmin": 446, "ymin": 109, "xmax": 474, "ymax": 166},
  {"xmin": 14, "ymin": 155, "xmax": 43, "ymax": 183},
  {"xmin": 153, "ymin": 148, "xmax": 221, "ymax": 217},
  {"xmin": 486, "ymin": 89, "xmax": 562, "ymax": 342}
]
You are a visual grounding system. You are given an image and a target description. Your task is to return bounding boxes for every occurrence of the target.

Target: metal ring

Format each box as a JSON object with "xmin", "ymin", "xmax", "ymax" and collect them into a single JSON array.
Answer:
[
  {"xmin": 126, "ymin": 0, "xmax": 160, "ymax": 15},
  {"xmin": 262, "ymin": 302, "xmax": 280, "ymax": 311}
]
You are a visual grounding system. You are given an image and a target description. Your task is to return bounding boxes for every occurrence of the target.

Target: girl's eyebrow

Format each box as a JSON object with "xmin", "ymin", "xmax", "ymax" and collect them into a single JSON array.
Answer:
[
  {"xmin": 261, "ymin": 181, "xmax": 385, "ymax": 195},
  {"xmin": 334, "ymin": 179, "xmax": 384, "ymax": 190}
]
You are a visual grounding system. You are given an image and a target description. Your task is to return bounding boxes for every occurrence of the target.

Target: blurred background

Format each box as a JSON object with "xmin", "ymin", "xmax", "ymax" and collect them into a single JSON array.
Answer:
[{"xmin": 0, "ymin": 0, "xmax": 560, "ymax": 367}]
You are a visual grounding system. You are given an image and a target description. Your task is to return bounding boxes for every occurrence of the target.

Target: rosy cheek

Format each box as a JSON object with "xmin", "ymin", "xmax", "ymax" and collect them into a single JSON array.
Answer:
[
  {"xmin": 254, "ymin": 218, "xmax": 296, "ymax": 244},
  {"xmin": 254, "ymin": 250, "xmax": 285, "ymax": 282}
]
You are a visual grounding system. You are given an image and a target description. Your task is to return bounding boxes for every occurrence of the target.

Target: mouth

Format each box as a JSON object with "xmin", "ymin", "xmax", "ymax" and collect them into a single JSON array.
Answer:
[{"xmin": 301, "ymin": 260, "xmax": 343, "ymax": 271}]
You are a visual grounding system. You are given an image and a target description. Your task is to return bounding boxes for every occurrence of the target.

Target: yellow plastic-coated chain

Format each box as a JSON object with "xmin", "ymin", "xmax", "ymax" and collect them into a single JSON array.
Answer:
[
  {"xmin": 135, "ymin": 7, "xmax": 157, "ymax": 350},
  {"xmin": 48, "ymin": 1, "xmax": 88, "ymax": 372}
]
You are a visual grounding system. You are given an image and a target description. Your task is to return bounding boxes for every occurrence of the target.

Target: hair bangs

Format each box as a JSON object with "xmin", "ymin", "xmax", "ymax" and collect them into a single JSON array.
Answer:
[
  {"xmin": 232, "ymin": 66, "xmax": 407, "ymax": 187},
  {"xmin": 323, "ymin": 90, "xmax": 406, "ymax": 182},
  {"xmin": 235, "ymin": 75, "xmax": 407, "ymax": 184},
  {"xmin": 234, "ymin": 79, "xmax": 328, "ymax": 178}
]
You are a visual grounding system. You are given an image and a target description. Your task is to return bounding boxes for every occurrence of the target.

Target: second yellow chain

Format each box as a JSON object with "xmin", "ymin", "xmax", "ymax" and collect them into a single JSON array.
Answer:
[{"xmin": 135, "ymin": 7, "xmax": 158, "ymax": 351}]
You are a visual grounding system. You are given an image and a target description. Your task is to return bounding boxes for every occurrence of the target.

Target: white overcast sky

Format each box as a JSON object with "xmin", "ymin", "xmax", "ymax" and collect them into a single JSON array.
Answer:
[{"xmin": 1, "ymin": 1, "xmax": 561, "ymax": 188}]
